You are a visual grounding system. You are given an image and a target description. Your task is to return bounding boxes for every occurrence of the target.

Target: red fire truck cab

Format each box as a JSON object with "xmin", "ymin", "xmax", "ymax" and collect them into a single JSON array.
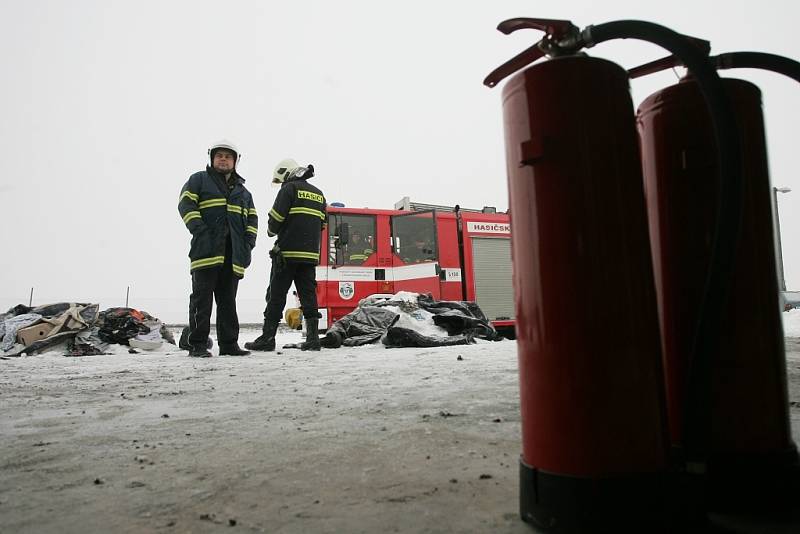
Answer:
[{"xmin": 316, "ymin": 198, "xmax": 515, "ymax": 337}]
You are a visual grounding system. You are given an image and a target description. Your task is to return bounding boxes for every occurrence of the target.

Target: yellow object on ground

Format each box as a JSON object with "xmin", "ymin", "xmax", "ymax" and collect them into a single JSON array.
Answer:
[{"xmin": 284, "ymin": 308, "xmax": 303, "ymax": 330}]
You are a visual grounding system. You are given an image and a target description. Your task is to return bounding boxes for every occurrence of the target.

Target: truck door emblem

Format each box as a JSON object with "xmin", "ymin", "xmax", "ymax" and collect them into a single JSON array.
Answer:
[{"xmin": 339, "ymin": 281, "xmax": 355, "ymax": 300}]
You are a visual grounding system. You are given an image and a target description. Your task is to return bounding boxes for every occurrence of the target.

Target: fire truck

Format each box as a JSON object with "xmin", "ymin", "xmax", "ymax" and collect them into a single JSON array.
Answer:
[{"xmin": 315, "ymin": 197, "xmax": 515, "ymax": 337}]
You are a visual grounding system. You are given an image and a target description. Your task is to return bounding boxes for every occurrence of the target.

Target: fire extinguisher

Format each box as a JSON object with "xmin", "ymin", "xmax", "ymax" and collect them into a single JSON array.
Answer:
[
  {"xmin": 634, "ymin": 49, "xmax": 800, "ymax": 512},
  {"xmin": 485, "ymin": 18, "xmax": 743, "ymax": 532}
]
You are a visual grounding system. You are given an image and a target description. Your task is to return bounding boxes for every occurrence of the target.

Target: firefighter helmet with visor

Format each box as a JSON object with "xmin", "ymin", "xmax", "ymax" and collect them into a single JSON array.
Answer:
[{"xmin": 273, "ymin": 158, "xmax": 300, "ymax": 184}]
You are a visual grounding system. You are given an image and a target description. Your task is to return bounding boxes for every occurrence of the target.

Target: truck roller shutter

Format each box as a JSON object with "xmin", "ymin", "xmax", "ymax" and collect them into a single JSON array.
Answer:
[{"xmin": 471, "ymin": 237, "xmax": 514, "ymax": 320}]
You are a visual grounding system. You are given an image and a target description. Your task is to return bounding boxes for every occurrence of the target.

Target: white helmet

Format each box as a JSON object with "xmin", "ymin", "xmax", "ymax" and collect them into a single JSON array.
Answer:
[
  {"xmin": 273, "ymin": 158, "xmax": 299, "ymax": 184},
  {"xmin": 208, "ymin": 139, "xmax": 240, "ymax": 166}
]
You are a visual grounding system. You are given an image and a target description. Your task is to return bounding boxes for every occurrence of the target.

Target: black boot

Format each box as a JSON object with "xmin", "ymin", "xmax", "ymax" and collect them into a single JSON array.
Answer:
[
  {"xmin": 179, "ymin": 327, "xmax": 191, "ymax": 350},
  {"xmin": 244, "ymin": 320, "xmax": 278, "ymax": 352},
  {"xmin": 300, "ymin": 319, "xmax": 321, "ymax": 351},
  {"xmin": 188, "ymin": 345, "xmax": 212, "ymax": 358},
  {"xmin": 219, "ymin": 344, "xmax": 250, "ymax": 356},
  {"xmin": 180, "ymin": 327, "xmax": 213, "ymax": 351}
]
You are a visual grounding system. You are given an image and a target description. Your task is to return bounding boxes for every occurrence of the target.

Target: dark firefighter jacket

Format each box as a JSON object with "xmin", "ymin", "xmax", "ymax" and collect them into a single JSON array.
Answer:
[
  {"xmin": 178, "ymin": 166, "xmax": 258, "ymax": 277},
  {"xmin": 268, "ymin": 178, "xmax": 326, "ymax": 264}
]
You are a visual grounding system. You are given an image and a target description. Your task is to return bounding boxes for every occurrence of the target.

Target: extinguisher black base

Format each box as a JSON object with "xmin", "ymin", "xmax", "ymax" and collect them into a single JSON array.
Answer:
[{"xmin": 519, "ymin": 458, "xmax": 704, "ymax": 533}]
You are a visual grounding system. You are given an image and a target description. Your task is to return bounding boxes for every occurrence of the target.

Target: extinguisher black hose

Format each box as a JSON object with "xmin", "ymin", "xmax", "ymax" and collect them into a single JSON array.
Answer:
[
  {"xmin": 715, "ymin": 51, "xmax": 800, "ymax": 83},
  {"xmin": 585, "ymin": 21, "xmax": 744, "ymax": 465}
]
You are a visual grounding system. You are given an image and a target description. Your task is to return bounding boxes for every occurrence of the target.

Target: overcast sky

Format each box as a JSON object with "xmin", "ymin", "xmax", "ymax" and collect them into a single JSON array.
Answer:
[{"xmin": 1, "ymin": 0, "xmax": 798, "ymax": 323}]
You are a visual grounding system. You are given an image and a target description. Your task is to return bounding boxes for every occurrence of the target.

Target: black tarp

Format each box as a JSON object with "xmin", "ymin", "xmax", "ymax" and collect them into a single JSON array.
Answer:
[{"xmin": 316, "ymin": 293, "xmax": 501, "ymax": 349}]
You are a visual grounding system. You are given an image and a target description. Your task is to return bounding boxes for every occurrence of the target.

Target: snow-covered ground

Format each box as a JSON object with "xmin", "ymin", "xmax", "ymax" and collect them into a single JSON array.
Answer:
[
  {"xmin": 0, "ymin": 328, "xmax": 528, "ymax": 533},
  {"xmin": 1, "ymin": 321, "xmax": 799, "ymax": 533},
  {"xmin": 783, "ymin": 308, "xmax": 800, "ymax": 337}
]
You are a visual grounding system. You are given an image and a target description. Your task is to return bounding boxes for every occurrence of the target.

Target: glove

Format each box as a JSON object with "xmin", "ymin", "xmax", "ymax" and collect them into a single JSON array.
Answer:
[{"xmin": 270, "ymin": 244, "xmax": 286, "ymax": 270}]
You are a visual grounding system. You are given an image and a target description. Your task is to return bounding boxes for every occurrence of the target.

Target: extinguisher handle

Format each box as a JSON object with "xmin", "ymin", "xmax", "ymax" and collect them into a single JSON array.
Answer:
[
  {"xmin": 484, "ymin": 18, "xmax": 581, "ymax": 88},
  {"xmin": 629, "ymin": 49, "xmax": 800, "ymax": 84},
  {"xmin": 627, "ymin": 37, "xmax": 710, "ymax": 79},
  {"xmin": 483, "ymin": 42, "xmax": 546, "ymax": 87},
  {"xmin": 496, "ymin": 17, "xmax": 577, "ymax": 39},
  {"xmin": 628, "ymin": 55, "xmax": 684, "ymax": 79}
]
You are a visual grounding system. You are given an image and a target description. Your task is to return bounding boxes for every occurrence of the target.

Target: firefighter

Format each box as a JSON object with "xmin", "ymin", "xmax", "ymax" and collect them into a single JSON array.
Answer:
[
  {"xmin": 245, "ymin": 158, "xmax": 327, "ymax": 352},
  {"xmin": 177, "ymin": 140, "xmax": 257, "ymax": 357},
  {"xmin": 345, "ymin": 230, "xmax": 373, "ymax": 264},
  {"xmin": 401, "ymin": 233, "xmax": 435, "ymax": 263}
]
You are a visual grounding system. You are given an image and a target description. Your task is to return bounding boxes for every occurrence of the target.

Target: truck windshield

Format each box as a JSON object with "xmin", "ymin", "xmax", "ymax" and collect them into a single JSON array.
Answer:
[{"xmin": 392, "ymin": 211, "xmax": 437, "ymax": 264}]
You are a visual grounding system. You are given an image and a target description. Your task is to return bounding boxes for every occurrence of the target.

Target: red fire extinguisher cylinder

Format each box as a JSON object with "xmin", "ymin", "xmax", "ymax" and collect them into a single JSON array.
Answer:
[
  {"xmin": 638, "ymin": 77, "xmax": 798, "ymax": 511},
  {"xmin": 503, "ymin": 54, "xmax": 671, "ymax": 531}
]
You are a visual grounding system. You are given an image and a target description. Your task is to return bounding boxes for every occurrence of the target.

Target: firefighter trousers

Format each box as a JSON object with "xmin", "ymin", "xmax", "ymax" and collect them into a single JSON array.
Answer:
[
  {"xmin": 263, "ymin": 260, "xmax": 319, "ymax": 324},
  {"xmin": 188, "ymin": 262, "xmax": 240, "ymax": 348}
]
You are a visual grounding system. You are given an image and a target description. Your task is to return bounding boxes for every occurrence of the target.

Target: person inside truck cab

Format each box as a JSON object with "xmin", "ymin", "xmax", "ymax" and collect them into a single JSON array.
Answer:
[
  {"xmin": 401, "ymin": 233, "xmax": 435, "ymax": 263},
  {"xmin": 345, "ymin": 230, "xmax": 373, "ymax": 264}
]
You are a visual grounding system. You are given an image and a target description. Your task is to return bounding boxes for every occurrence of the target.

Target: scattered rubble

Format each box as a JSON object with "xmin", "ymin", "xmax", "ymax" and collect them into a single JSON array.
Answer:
[{"xmin": 0, "ymin": 303, "xmax": 174, "ymax": 357}]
